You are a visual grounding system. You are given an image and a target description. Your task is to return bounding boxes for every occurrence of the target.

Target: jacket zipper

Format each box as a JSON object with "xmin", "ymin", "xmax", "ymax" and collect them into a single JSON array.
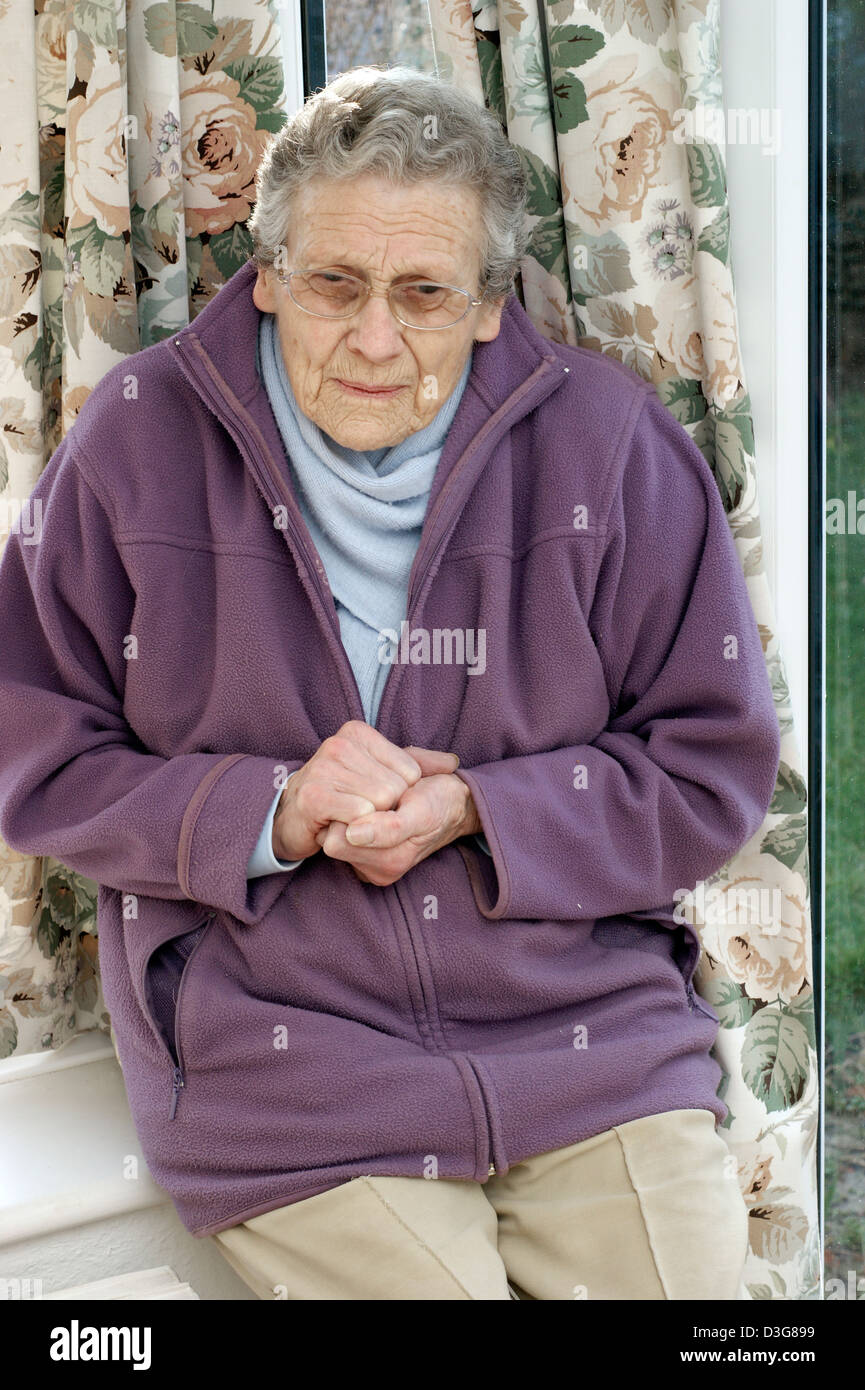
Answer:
[
  {"xmin": 375, "ymin": 359, "xmax": 558, "ymax": 733},
  {"xmin": 166, "ymin": 911, "xmax": 216, "ymax": 1119},
  {"xmin": 169, "ymin": 326, "xmax": 562, "ymax": 1159},
  {"xmin": 681, "ymin": 927, "xmax": 716, "ymax": 1021},
  {"xmin": 686, "ymin": 979, "xmax": 717, "ymax": 1021},
  {"xmin": 138, "ymin": 908, "xmax": 216, "ymax": 1119}
]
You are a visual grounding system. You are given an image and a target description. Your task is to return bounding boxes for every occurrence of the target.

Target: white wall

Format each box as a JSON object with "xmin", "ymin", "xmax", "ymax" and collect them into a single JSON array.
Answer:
[{"xmin": 720, "ymin": 0, "xmax": 810, "ymax": 765}]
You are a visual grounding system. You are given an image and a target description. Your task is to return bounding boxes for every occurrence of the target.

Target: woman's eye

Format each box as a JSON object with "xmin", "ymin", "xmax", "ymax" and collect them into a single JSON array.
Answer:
[{"xmin": 402, "ymin": 283, "xmax": 446, "ymax": 301}]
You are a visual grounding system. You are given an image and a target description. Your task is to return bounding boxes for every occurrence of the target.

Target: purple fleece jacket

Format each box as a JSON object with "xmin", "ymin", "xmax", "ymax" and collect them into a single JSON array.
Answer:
[{"xmin": 0, "ymin": 258, "xmax": 780, "ymax": 1237}]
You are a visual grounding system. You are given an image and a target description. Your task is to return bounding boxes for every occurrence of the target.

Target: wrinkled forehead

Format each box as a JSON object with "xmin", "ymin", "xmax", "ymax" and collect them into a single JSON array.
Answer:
[{"xmin": 284, "ymin": 176, "xmax": 484, "ymax": 281}]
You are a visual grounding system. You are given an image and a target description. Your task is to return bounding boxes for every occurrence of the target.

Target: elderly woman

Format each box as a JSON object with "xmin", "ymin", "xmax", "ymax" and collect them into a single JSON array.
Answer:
[{"xmin": 0, "ymin": 66, "xmax": 779, "ymax": 1301}]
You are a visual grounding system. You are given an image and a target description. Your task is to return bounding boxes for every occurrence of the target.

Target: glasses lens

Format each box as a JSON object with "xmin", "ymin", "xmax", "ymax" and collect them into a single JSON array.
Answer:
[
  {"xmin": 392, "ymin": 282, "xmax": 470, "ymax": 328},
  {"xmin": 290, "ymin": 271, "xmax": 365, "ymax": 317}
]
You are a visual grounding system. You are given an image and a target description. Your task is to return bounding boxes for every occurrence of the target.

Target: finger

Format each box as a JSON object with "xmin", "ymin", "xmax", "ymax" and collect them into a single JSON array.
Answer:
[
  {"xmin": 325, "ymin": 735, "xmax": 419, "ymax": 810},
  {"xmin": 319, "ymin": 820, "xmax": 367, "ymax": 862},
  {"xmin": 345, "ymin": 798, "xmax": 431, "ymax": 850},
  {"xmin": 321, "ymin": 824, "xmax": 406, "ymax": 886},
  {"xmin": 403, "ymin": 746, "xmax": 460, "ymax": 777},
  {"xmin": 291, "ymin": 783, "xmax": 378, "ymax": 828},
  {"xmin": 337, "ymin": 721, "xmax": 423, "ymax": 787}
]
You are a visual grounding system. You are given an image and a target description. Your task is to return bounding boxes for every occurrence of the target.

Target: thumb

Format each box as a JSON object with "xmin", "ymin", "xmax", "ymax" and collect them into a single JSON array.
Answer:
[{"xmin": 403, "ymin": 745, "xmax": 460, "ymax": 777}]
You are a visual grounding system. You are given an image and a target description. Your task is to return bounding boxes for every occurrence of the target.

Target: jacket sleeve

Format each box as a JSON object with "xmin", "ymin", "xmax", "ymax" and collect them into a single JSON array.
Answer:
[
  {"xmin": 0, "ymin": 435, "xmax": 304, "ymax": 925},
  {"xmin": 455, "ymin": 388, "xmax": 781, "ymax": 923},
  {"xmin": 247, "ymin": 777, "xmax": 304, "ymax": 877}
]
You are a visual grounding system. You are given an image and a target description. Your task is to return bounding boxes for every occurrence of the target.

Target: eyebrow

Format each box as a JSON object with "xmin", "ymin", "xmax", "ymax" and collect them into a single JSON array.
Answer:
[{"xmin": 298, "ymin": 258, "xmax": 455, "ymax": 283}]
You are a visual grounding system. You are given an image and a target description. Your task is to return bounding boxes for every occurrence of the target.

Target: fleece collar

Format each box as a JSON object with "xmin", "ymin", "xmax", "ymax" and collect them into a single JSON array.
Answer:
[{"xmin": 175, "ymin": 257, "xmax": 563, "ymax": 418}]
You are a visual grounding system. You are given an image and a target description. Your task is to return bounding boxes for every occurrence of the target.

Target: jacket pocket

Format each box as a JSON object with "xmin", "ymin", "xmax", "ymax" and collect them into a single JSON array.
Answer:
[
  {"xmin": 141, "ymin": 907, "xmax": 216, "ymax": 1113},
  {"xmin": 590, "ymin": 915, "xmax": 718, "ymax": 1023}
]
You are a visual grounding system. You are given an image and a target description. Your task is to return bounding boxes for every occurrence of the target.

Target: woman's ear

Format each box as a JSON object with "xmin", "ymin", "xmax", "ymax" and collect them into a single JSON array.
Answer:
[
  {"xmin": 474, "ymin": 293, "xmax": 507, "ymax": 343},
  {"xmin": 252, "ymin": 266, "xmax": 278, "ymax": 314}
]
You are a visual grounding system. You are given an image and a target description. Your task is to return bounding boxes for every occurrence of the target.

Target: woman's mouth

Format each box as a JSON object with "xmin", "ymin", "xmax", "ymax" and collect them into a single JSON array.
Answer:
[{"xmin": 335, "ymin": 379, "xmax": 405, "ymax": 398}]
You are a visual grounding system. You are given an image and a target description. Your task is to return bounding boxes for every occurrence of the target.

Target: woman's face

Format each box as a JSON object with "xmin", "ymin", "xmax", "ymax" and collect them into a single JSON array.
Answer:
[{"xmin": 252, "ymin": 173, "xmax": 505, "ymax": 450}]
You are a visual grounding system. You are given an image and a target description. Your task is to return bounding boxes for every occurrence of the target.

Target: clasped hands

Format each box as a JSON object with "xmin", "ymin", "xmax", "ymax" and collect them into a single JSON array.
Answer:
[{"xmin": 272, "ymin": 720, "xmax": 481, "ymax": 887}]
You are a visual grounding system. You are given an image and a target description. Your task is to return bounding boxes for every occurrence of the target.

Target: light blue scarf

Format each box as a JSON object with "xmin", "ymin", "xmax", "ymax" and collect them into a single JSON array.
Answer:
[{"xmin": 257, "ymin": 310, "xmax": 473, "ymax": 724}]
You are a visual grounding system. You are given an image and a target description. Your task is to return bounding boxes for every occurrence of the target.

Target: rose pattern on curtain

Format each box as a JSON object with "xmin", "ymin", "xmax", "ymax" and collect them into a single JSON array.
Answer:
[
  {"xmin": 427, "ymin": 0, "xmax": 819, "ymax": 1300},
  {"xmin": 0, "ymin": 0, "xmax": 286, "ymax": 1055}
]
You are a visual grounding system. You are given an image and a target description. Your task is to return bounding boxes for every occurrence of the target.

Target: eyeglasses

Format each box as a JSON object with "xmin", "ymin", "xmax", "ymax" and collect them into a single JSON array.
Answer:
[{"xmin": 274, "ymin": 265, "xmax": 485, "ymax": 330}]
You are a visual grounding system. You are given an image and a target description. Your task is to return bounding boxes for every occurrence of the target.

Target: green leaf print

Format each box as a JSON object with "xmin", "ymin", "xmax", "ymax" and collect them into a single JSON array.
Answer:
[
  {"xmin": 687, "ymin": 141, "xmax": 728, "ymax": 207},
  {"xmin": 760, "ymin": 814, "xmax": 808, "ymax": 876},
  {"xmin": 657, "ymin": 375, "xmax": 708, "ymax": 426},
  {"xmin": 702, "ymin": 978, "xmax": 761, "ymax": 1030},
  {"xmin": 0, "ymin": 1007, "xmax": 17, "ymax": 1060},
  {"xmin": 521, "ymin": 148, "xmax": 561, "ymax": 219},
  {"xmin": 0, "ymin": 190, "xmax": 41, "ymax": 241},
  {"xmin": 224, "ymin": 58, "xmax": 285, "ymax": 115},
  {"xmin": 717, "ymin": 389, "xmax": 756, "ymax": 456},
  {"xmin": 547, "ymin": 26, "xmax": 605, "ymax": 133},
  {"xmin": 568, "ymin": 227, "xmax": 636, "ymax": 304},
  {"xmin": 530, "ymin": 215, "xmax": 570, "ymax": 281},
  {"xmin": 477, "ymin": 34, "xmax": 506, "ymax": 127},
  {"xmin": 209, "ymin": 223, "xmax": 253, "ymax": 280},
  {"xmin": 73, "ymin": 0, "xmax": 119, "ymax": 48},
  {"xmin": 583, "ymin": 0, "xmax": 672, "ymax": 43},
  {"xmin": 742, "ymin": 1004, "xmax": 809, "ymax": 1110},
  {"xmin": 768, "ymin": 764, "xmax": 808, "ymax": 816},
  {"xmin": 255, "ymin": 110, "xmax": 289, "ymax": 134},
  {"xmin": 143, "ymin": 3, "xmax": 218, "ymax": 58},
  {"xmin": 77, "ymin": 226, "xmax": 127, "ymax": 299},
  {"xmin": 548, "ymin": 24, "xmax": 606, "ymax": 73},
  {"xmin": 697, "ymin": 206, "xmax": 730, "ymax": 265}
]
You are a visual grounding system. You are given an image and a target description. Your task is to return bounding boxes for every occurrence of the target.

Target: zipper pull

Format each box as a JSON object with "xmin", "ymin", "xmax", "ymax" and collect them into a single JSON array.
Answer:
[
  {"xmin": 169, "ymin": 1065, "xmax": 185, "ymax": 1120},
  {"xmin": 488, "ymin": 1162, "xmax": 496, "ymax": 1176}
]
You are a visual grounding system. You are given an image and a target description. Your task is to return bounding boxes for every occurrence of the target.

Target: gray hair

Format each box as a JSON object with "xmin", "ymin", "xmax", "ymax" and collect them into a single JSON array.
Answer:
[{"xmin": 247, "ymin": 65, "xmax": 531, "ymax": 302}]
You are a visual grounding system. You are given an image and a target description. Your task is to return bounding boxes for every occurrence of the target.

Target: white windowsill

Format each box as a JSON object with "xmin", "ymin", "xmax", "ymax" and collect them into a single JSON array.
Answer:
[
  {"xmin": 0, "ymin": 1028, "xmax": 115, "ymax": 1084},
  {"xmin": 0, "ymin": 1038, "xmax": 169, "ymax": 1247}
]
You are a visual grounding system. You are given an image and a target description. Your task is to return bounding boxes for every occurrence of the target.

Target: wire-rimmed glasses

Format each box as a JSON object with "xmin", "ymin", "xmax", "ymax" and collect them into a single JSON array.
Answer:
[{"xmin": 274, "ymin": 265, "xmax": 486, "ymax": 330}]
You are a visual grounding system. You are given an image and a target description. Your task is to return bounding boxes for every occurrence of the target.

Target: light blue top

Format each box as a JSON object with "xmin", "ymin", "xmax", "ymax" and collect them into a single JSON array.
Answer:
[{"xmin": 247, "ymin": 311, "xmax": 484, "ymax": 876}]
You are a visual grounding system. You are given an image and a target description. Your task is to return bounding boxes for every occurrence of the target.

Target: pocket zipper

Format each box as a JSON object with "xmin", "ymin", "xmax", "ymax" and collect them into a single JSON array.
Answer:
[
  {"xmin": 686, "ymin": 979, "xmax": 717, "ymax": 1022},
  {"xmin": 138, "ymin": 908, "xmax": 216, "ymax": 1119},
  {"xmin": 166, "ymin": 910, "xmax": 216, "ymax": 1119},
  {"xmin": 169, "ymin": 1065, "xmax": 185, "ymax": 1120}
]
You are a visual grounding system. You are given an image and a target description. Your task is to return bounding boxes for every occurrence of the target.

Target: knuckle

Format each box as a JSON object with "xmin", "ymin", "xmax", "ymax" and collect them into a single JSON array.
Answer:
[
  {"xmin": 368, "ymin": 781, "xmax": 400, "ymax": 811},
  {"xmin": 325, "ymin": 733, "xmax": 351, "ymax": 760},
  {"xmin": 338, "ymin": 720, "xmax": 366, "ymax": 740},
  {"xmin": 293, "ymin": 778, "xmax": 319, "ymax": 817}
]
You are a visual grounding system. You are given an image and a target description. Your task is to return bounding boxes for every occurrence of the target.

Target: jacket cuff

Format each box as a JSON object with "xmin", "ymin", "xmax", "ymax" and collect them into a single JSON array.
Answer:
[
  {"xmin": 247, "ymin": 774, "xmax": 304, "ymax": 877},
  {"xmin": 179, "ymin": 754, "xmax": 305, "ymax": 921},
  {"xmin": 455, "ymin": 768, "xmax": 510, "ymax": 918}
]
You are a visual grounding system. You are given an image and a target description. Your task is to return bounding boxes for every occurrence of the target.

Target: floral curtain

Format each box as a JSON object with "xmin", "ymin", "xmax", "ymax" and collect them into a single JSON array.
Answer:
[
  {"xmin": 428, "ymin": 0, "xmax": 819, "ymax": 1300},
  {"xmin": 0, "ymin": 0, "xmax": 287, "ymax": 1056}
]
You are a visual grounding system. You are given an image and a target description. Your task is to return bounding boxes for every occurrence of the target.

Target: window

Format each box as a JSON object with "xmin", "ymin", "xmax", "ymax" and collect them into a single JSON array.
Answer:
[
  {"xmin": 322, "ymin": 0, "xmax": 436, "ymax": 79},
  {"xmin": 824, "ymin": 0, "xmax": 865, "ymax": 1287}
]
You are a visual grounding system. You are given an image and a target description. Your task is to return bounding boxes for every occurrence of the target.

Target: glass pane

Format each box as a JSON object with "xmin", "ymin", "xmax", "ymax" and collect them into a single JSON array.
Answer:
[
  {"xmin": 323, "ymin": 0, "xmax": 437, "ymax": 79},
  {"xmin": 825, "ymin": 0, "xmax": 865, "ymax": 1292}
]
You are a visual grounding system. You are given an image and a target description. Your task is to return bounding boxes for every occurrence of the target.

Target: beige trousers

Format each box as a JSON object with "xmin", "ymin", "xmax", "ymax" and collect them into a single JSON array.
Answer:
[{"xmin": 211, "ymin": 1107, "xmax": 749, "ymax": 1301}]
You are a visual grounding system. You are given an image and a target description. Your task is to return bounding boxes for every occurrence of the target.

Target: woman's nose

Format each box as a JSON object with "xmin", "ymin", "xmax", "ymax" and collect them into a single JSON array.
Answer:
[{"xmin": 345, "ymin": 292, "xmax": 407, "ymax": 358}]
